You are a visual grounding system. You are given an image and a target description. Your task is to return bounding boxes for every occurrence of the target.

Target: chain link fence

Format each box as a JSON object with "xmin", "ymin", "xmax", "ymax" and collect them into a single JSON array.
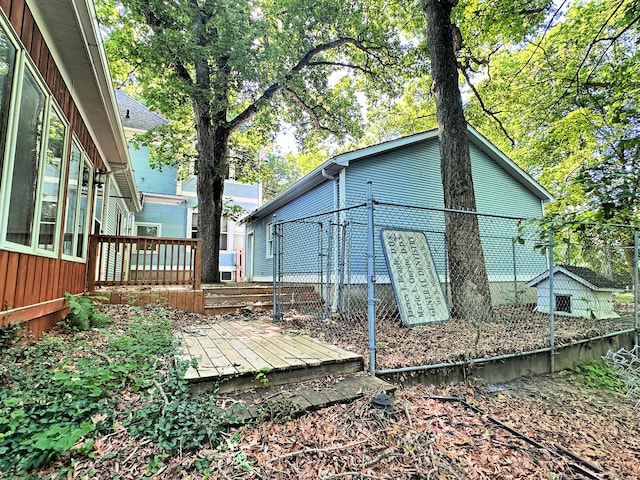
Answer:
[{"xmin": 273, "ymin": 189, "xmax": 638, "ymax": 374}]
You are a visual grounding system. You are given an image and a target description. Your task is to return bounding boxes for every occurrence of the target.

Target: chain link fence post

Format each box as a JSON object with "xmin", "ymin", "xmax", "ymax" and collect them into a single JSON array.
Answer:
[
  {"xmin": 635, "ymin": 229, "xmax": 638, "ymax": 346},
  {"xmin": 548, "ymin": 229, "xmax": 555, "ymax": 373},
  {"xmin": 366, "ymin": 180, "xmax": 377, "ymax": 374},
  {"xmin": 272, "ymin": 214, "xmax": 279, "ymax": 323}
]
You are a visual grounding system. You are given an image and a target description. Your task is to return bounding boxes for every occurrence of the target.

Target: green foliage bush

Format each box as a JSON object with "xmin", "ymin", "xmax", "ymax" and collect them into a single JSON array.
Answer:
[
  {"xmin": 0, "ymin": 306, "xmax": 234, "ymax": 476},
  {"xmin": 63, "ymin": 292, "xmax": 111, "ymax": 330}
]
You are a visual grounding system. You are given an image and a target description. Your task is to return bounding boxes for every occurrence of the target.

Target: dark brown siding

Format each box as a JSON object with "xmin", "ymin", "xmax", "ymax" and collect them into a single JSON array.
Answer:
[{"xmin": 0, "ymin": 0, "xmax": 105, "ymax": 336}]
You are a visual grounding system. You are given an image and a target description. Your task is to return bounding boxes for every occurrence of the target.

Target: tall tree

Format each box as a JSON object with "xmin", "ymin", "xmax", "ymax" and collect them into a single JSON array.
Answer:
[
  {"xmin": 464, "ymin": 0, "xmax": 640, "ymax": 273},
  {"xmin": 420, "ymin": 0, "xmax": 493, "ymax": 320},
  {"xmin": 97, "ymin": 0, "xmax": 401, "ymax": 282}
]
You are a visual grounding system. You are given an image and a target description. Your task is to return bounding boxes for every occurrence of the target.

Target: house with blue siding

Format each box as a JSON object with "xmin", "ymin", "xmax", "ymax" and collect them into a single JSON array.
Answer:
[
  {"xmin": 116, "ymin": 91, "xmax": 262, "ymax": 281},
  {"xmin": 243, "ymin": 125, "xmax": 553, "ymax": 300}
]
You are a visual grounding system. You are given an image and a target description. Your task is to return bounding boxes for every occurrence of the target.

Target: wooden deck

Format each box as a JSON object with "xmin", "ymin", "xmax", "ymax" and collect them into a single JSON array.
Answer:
[{"xmin": 178, "ymin": 320, "xmax": 364, "ymax": 393}]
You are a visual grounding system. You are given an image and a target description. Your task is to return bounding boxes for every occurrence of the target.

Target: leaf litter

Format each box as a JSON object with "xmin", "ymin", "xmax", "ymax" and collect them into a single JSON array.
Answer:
[{"xmin": 32, "ymin": 304, "xmax": 640, "ymax": 479}]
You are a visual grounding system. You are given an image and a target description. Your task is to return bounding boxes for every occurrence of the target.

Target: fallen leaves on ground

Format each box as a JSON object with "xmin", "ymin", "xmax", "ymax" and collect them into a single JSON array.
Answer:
[
  {"xmin": 282, "ymin": 304, "xmax": 634, "ymax": 370},
  {"xmin": 36, "ymin": 304, "xmax": 640, "ymax": 479},
  {"xmin": 58, "ymin": 379, "xmax": 640, "ymax": 479}
]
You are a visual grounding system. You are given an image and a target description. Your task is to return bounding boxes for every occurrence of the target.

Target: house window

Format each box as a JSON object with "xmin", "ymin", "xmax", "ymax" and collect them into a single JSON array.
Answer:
[
  {"xmin": 266, "ymin": 222, "xmax": 274, "ymax": 258},
  {"xmin": 555, "ymin": 295, "xmax": 571, "ymax": 313},
  {"xmin": 135, "ymin": 222, "xmax": 160, "ymax": 250},
  {"xmin": 62, "ymin": 140, "xmax": 92, "ymax": 260},
  {"xmin": 0, "ymin": 20, "xmax": 70, "ymax": 257},
  {"xmin": 192, "ymin": 211, "xmax": 228, "ymax": 250},
  {"xmin": 38, "ymin": 108, "xmax": 67, "ymax": 251},
  {"xmin": 5, "ymin": 67, "xmax": 46, "ymax": 247},
  {"xmin": 0, "ymin": 26, "xmax": 16, "ymax": 184},
  {"xmin": 220, "ymin": 216, "xmax": 228, "ymax": 250},
  {"xmin": 191, "ymin": 211, "xmax": 198, "ymax": 238}
]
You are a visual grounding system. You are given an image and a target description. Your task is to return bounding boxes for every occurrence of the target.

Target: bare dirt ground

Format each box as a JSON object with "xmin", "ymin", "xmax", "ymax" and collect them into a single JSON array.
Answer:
[{"xmin": 36, "ymin": 305, "xmax": 640, "ymax": 479}]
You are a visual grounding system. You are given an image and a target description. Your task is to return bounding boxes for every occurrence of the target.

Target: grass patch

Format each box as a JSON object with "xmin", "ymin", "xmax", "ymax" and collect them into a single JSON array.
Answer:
[
  {"xmin": 0, "ymin": 306, "xmax": 236, "ymax": 477},
  {"xmin": 570, "ymin": 360, "xmax": 626, "ymax": 392},
  {"xmin": 614, "ymin": 292, "xmax": 634, "ymax": 303}
]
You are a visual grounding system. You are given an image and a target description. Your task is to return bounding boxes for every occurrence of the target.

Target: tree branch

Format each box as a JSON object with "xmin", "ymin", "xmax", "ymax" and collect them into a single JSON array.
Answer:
[
  {"xmin": 228, "ymin": 37, "xmax": 380, "ymax": 132},
  {"xmin": 460, "ymin": 66, "xmax": 515, "ymax": 145},
  {"xmin": 282, "ymin": 87, "xmax": 340, "ymax": 134},
  {"xmin": 508, "ymin": 0, "xmax": 568, "ymax": 87},
  {"xmin": 307, "ymin": 61, "xmax": 374, "ymax": 76}
]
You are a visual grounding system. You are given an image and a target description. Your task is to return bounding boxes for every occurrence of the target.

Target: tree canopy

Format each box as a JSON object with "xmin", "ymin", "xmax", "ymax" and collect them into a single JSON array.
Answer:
[{"xmin": 97, "ymin": 0, "xmax": 405, "ymax": 282}]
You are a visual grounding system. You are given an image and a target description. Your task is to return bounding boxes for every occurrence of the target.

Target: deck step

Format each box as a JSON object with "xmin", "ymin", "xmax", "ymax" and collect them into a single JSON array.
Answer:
[
  {"xmin": 205, "ymin": 293, "xmax": 274, "ymax": 303},
  {"xmin": 202, "ymin": 284, "xmax": 277, "ymax": 315},
  {"xmin": 204, "ymin": 303, "xmax": 273, "ymax": 315},
  {"xmin": 225, "ymin": 375, "xmax": 397, "ymax": 423},
  {"xmin": 190, "ymin": 352, "xmax": 363, "ymax": 394},
  {"xmin": 203, "ymin": 285, "xmax": 274, "ymax": 296},
  {"xmin": 201, "ymin": 284, "xmax": 323, "ymax": 316}
]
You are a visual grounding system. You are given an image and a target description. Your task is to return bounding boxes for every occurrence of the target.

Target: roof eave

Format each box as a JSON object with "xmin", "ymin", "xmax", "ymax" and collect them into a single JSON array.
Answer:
[
  {"xmin": 26, "ymin": 0, "xmax": 141, "ymax": 212},
  {"xmin": 243, "ymin": 157, "xmax": 339, "ymax": 223}
]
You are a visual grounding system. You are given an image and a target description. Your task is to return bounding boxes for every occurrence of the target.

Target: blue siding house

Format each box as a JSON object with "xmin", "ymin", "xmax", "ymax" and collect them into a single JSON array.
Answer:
[
  {"xmin": 244, "ymin": 125, "xmax": 553, "ymax": 292},
  {"xmin": 116, "ymin": 91, "xmax": 262, "ymax": 281}
]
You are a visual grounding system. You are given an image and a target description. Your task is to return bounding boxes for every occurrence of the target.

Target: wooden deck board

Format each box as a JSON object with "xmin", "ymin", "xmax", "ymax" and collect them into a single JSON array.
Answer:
[
  {"xmin": 178, "ymin": 320, "xmax": 364, "ymax": 391},
  {"xmin": 177, "ymin": 331, "xmax": 219, "ymax": 379},
  {"xmin": 198, "ymin": 336, "xmax": 240, "ymax": 377},
  {"xmin": 203, "ymin": 326, "xmax": 259, "ymax": 373},
  {"xmin": 281, "ymin": 332, "xmax": 361, "ymax": 362},
  {"xmin": 258, "ymin": 333, "xmax": 327, "ymax": 366},
  {"xmin": 222, "ymin": 326, "xmax": 298, "ymax": 370},
  {"xmin": 207, "ymin": 323, "xmax": 272, "ymax": 371}
]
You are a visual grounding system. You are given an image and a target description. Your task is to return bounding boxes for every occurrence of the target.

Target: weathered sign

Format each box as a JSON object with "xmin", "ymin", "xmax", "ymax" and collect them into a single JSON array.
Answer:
[{"xmin": 380, "ymin": 229, "xmax": 450, "ymax": 326}]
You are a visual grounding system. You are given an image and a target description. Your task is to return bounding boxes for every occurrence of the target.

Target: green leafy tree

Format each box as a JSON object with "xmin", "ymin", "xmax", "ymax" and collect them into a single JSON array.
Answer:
[
  {"xmin": 97, "ymin": 0, "xmax": 402, "ymax": 282},
  {"xmin": 461, "ymin": 0, "xmax": 640, "ymax": 273},
  {"xmin": 465, "ymin": 0, "xmax": 640, "ymax": 212},
  {"xmin": 418, "ymin": 0, "xmax": 551, "ymax": 320}
]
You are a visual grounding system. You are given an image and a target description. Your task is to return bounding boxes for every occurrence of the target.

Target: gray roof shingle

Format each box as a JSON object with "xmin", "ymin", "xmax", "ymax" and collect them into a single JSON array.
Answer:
[{"xmin": 116, "ymin": 90, "xmax": 167, "ymax": 131}]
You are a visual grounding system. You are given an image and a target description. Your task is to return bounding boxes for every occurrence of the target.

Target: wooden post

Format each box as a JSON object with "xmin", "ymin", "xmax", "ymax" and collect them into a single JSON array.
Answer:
[
  {"xmin": 86, "ymin": 236, "xmax": 99, "ymax": 292},
  {"xmin": 194, "ymin": 238, "xmax": 202, "ymax": 290}
]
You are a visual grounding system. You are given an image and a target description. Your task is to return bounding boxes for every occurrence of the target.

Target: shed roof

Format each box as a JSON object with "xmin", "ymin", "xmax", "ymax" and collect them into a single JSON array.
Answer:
[
  {"xmin": 244, "ymin": 124, "xmax": 553, "ymax": 222},
  {"xmin": 527, "ymin": 265, "xmax": 624, "ymax": 292}
]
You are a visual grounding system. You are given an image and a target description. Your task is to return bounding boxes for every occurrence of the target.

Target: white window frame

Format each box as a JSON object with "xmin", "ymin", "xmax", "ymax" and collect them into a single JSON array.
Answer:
[
  {"xmin": 134, "ymin": 222, "xmax": 162, "ymax": 253},
  {"xmin": 61, "ymin": 139, "xmax": 93, "ymax": 262},
  {"xmin": 266, "ymin": 222, "xmax": 274, "ymax": 259},
  {"xmin": 0, "ymin": 26, "xmax": 70, "ymax": 258},
  {"xmin": 37, "ymin": 103, "xmax": 68, "ymax": 253},
  {"xmin": 187, "ymin": 207, "xmax": 198, "ymax": 238}
]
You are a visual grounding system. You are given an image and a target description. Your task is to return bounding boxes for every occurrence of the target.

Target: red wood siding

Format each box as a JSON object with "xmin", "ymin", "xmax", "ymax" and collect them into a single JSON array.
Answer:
[
  {"xmin": 0, "ymin": 0, "xmax": 105, "ymax": 335},
  {"xmin": 0, "ymin": 255, "xmax": 87, "ymax": 311}
]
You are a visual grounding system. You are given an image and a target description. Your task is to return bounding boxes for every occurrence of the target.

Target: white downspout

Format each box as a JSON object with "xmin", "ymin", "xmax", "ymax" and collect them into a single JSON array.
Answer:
[{"xmin": 322, "ymin": 168, "xmax": 340, "ymax": 313}]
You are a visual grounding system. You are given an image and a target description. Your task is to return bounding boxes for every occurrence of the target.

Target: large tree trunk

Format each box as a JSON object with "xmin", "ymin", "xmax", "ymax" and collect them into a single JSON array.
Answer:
[
  {"xmin": 422, "ymin": 0, "xmax": 493, "ymax": 321},
  {"xmin": 193, "ymin": 95, "xmax": 229, "ymax": 284}
]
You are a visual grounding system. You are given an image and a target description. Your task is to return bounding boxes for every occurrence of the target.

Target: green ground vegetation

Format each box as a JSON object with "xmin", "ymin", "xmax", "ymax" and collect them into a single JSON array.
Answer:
[
  {"xmin": 570, "ymin": 361, "xmax": 626, "ymax": 392},
  {"xmin": 0, "ymin": 306, "xmax": 236, "ymax": 478}
]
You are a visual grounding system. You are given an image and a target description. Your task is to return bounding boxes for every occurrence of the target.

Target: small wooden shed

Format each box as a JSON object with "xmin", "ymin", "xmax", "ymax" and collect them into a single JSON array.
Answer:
[{"xmin": 527, "ymin": 265, "xmax": 624, "ymax": 319}]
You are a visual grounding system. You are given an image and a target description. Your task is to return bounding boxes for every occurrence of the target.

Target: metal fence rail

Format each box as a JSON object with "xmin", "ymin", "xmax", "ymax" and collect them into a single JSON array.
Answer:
[{"xmin": 273, "ymin": 185, "xmax": 639, "ymax": 374}]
